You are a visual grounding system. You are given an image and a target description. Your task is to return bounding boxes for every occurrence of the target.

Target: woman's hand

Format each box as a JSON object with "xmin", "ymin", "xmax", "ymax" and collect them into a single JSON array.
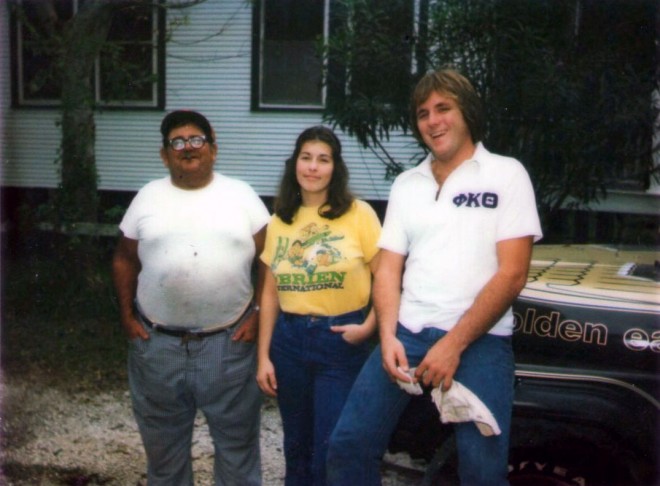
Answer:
[
  {"xmin": 330, "ymin": 322, "xmax": 373, "ymax": 345},
  {"xmin": 256, "ymin": 357, "xmax": 278, "ymax": 397}
]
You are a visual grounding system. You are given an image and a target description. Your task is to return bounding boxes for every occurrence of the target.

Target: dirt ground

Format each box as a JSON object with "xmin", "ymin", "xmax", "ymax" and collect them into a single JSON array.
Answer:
[{"xmin": 0, "ymin": 368, "xmax": 427, "ymax": 485}]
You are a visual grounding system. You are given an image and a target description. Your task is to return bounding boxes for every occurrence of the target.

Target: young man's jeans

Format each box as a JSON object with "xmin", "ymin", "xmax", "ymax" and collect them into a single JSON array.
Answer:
[
  {"xmin": 271, "ymin": 309, "xmax": 370, "ymax": 486},
  {"xmin": 327, "ymin": 324, "xmax": 514, "ymax": 486}
]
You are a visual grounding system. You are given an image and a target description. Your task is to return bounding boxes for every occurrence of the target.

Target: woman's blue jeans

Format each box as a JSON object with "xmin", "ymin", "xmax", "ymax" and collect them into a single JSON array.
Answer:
[
  {"xmin": 271, "ymin": 309, "xmax": 370, "ymax": 486},
  {"xmin": 327, "ymin": 324, "xmax": 514, "ymax": 486}
]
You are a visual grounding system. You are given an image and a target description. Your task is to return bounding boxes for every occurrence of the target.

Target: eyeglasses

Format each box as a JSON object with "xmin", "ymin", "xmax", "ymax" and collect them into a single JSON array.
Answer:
[{"xmin": 168, "ymin": 135, "xmax": 207, "ymax": 151}]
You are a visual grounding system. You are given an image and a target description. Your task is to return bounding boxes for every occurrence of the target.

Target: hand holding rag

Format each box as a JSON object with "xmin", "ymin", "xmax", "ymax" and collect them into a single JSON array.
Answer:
[
  {"xmin": 395, "ymin": 368, "xmax": 500, "ymax": 436},
  {"xmin": 430, "ymin": 381, "xmax": 501, "ymax": 436}
]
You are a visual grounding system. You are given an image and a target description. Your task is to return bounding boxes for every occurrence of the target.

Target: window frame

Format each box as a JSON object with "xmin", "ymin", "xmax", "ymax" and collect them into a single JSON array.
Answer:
[
  {"xmin": 251, "ymin": 0, "xmax": 330, "ymax": 112},
  {"xmin": 10, "ymin": 0, "xmax": 166, "ymax": 110}
]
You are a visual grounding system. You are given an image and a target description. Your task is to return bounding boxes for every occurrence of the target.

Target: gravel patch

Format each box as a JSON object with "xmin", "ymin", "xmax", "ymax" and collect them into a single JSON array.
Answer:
[{"xmin": 0, "ymin": 371, "xmax": 425, "ymax": 485}]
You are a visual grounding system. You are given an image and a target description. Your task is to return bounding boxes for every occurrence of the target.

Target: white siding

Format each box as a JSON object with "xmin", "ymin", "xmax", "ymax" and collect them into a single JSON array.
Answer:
[
  {"xmin": 0, "ymin": 0, "xmax": 419, "ymax": 200},
  {"xmin": 4, "ymin": 1, "xmax": 655, "ymax": 215}
]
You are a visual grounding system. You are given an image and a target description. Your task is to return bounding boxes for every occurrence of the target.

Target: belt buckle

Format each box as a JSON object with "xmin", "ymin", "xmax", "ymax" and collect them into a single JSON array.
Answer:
[{"xmin": 181, "ymin": 332, "xmax": 202, "ymax": 345}]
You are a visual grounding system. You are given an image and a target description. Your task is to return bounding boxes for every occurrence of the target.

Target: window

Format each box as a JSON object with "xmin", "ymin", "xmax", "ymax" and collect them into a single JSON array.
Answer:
[
  {"xmin": 253, "ymin": 0, "xmax": 328, "ymax": 110},
  {"xmin": 97, "ymin": 4, "xmax": 163, "ymax": 106},
  {"xmin": 11, "ymin": 0, "xmax": 164, "ymax": 108},
  {"xmin": 252, "ymin": 0, "xmax": 417, "ymax": 112}
]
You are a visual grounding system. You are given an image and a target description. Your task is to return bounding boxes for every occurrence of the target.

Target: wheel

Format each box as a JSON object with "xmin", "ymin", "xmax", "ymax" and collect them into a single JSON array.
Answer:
[{"xmin": 508, "ymin": 446, "xmax": 633, "ymax": 486}]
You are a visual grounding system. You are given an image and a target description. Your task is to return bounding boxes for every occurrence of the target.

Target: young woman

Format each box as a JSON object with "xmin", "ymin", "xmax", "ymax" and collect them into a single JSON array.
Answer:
[{"xmin": 257, "ymin": 126, "xmax": 381, "ymax": 486}]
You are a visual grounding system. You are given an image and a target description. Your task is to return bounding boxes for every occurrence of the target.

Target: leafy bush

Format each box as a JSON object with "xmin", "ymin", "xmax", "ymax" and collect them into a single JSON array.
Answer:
[
  {"xmin": 323, "ymin": 0, "xmax": 657, "ymax": 227},
  {"xmin": 2, "ymin": 233, "xmax": 126, "ymax": 390}
]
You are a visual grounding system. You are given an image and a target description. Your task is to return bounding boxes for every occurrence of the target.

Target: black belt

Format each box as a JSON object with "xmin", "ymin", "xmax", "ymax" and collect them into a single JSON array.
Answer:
[{"xmin": 136, "ymin": 306, "xmax": 250, "ymax": 340}]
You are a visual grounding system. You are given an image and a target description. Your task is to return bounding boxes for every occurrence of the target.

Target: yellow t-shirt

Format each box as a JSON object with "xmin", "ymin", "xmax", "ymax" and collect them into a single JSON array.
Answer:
[{"xmin": 261, "ymin": 200, "xmax": 381, "ymax": 316}]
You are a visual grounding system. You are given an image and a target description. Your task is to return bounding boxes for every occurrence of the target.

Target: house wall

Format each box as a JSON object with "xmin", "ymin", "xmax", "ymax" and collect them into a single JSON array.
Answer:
[
  {"xmin": 0, "ymin": 1, "xmax": 657, "ymax": 218},
  {"xmin": 0, "ymin": 2, "xmax": 9, "ymax": 191},
  {"xmin": 0, "ymin": 0, "xmax": 418, "ymax": 202}
]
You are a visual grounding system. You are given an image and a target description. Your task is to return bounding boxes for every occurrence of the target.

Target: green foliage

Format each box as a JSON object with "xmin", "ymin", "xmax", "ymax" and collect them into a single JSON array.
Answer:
[
  {"xmin": 4, "ymin": 235, "xmax": 115, "ymax": 320},
  {"xmin": 10, "ymin": 0, "xmax": 164, "ymax": 225},
  {"xmin": 103, "ymin": 204, "xmax": 129, "ymax": 224},
  {"xmin": 322, "ymin": 0, "xmax": 658, "ymax": 223},
  {"xmin": 323, "ymin": 0, "xmax": 416, "ymax": 177},
  {"xmin": 426, "ymin": 0, "xmax": 657, "ymax": 219},
  {"xmin": 2, "ymin": 235, "xmax": 126, "ymax": 390}
]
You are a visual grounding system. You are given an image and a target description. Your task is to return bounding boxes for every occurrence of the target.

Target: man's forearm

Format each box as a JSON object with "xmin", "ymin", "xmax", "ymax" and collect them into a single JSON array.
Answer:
[
  {"xmin": 446, "ymin": 236, "xmax": 532, "ymax": 349},
  {"xmin": 374, "ymin": 291, "xmax": 400, "ymax": 341},
  {"xmin": 373, "ymin": 250, "xmax": 405, "ymax": 340},
  {"xmin": 446, "ymin": 269, "xmax": 526, "ymax": 351},
  {"xmin": 112, "ymin": 257, "xmax": 139, "ymax": 322}
]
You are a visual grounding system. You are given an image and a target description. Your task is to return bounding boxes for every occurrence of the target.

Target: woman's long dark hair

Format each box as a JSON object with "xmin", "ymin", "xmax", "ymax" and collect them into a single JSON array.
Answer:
[{"xmin": 274, "ymin": 126, "xmax": 354, "ymax": 224}]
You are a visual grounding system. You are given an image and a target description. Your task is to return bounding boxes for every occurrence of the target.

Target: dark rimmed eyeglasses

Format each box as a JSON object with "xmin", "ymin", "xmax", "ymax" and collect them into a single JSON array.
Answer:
[{"xmin": 168, "ymin": 135, "xmax": 207, "ymax": 151}]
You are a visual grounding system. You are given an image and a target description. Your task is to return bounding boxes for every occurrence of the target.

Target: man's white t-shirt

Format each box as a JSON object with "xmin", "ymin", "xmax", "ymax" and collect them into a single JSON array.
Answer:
[{"xmin": 119, "ymin": 173, "xmax": 270, "ymax": 329}]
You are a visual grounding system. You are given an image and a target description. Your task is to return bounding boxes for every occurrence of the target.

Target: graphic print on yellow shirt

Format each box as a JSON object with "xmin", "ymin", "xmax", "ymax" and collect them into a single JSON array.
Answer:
[
  {"xmin": 262, "ymin": 202, "xmax": 381, "ymax": 316},
  {"xmin": 273, "ymin": 222, "xmax": 344, "ymax": 281}
]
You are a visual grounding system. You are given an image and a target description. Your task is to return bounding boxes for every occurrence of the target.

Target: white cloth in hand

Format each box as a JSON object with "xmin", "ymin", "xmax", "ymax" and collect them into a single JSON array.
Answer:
[
  {"xmin": 395, "ymin": 367, "xmax": 423, "ymax": 395},
  {"xmin": 430, "ymin": 380, "xmax": 501, "ymax": 436}
]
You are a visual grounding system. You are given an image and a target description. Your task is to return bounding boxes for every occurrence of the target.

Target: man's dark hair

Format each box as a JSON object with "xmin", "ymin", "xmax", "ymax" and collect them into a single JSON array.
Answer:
[
  {"xmin": 410, "ymin": 68, "xmax": 485, "ymax": 144},
  {"xmin": 160, "ymin": 110, "xmax": 215, "ymax": 147},
  {"xmin": 274, "ymin": 125, "xmax": 354, "ymax": 224}
]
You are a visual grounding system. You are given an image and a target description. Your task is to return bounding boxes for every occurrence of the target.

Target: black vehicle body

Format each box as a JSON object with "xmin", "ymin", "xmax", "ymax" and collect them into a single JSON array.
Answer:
[{"xmin": 387, "ymin": 245, "xmax": 659, "ymax": 485}]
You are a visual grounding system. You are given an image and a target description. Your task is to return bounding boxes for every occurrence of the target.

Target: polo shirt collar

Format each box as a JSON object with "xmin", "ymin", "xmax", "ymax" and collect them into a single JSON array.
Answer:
[
  {"xmin": 413, "ymin": 142, "xmax": 487, "ymax": 180},
  {"xmin": 471, "ymin": 142, "xmax": 488, "ymax": 164}
]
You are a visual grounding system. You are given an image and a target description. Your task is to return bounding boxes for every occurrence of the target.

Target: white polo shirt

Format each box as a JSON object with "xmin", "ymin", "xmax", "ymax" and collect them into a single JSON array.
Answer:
[{"xmin": 379, "ymin": 143, "xmax": 542, "ymax": 336}]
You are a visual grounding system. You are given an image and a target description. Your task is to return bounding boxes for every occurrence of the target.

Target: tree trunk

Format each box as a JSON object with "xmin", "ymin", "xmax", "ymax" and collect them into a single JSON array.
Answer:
[{"xmin": 58, "ymin": 0, "xmax": 115, "ymax": 224}]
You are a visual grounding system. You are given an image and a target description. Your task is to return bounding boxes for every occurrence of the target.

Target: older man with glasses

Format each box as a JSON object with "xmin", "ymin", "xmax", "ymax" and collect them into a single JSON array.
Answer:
[{"xmin": 112, "ymin": 110, "xmax": 270, "ymax": 485}]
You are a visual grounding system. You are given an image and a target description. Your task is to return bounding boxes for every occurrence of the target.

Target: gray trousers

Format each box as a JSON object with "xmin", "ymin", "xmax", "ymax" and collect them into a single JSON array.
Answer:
[{"xmin": 128, "ymin": 322, "xmax": 262, "ymax": 486}]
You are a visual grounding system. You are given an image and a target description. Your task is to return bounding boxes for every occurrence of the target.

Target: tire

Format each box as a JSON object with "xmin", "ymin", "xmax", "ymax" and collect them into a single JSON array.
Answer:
[{"xmin": 508, "ymin": 446, "xmax": 633, "ymax": 486}]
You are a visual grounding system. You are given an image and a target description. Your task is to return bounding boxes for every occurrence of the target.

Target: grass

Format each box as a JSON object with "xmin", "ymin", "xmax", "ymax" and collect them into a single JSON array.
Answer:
[{"xmin": 1, "ymin": 233, "xmax": 128, "ymax": 392}]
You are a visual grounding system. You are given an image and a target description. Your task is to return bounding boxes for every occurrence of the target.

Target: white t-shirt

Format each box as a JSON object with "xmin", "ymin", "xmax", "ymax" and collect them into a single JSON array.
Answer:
[
  {"xmin": 379, "ymin": 143, "xmax": 543, "ymax": 336},
  {"xmin": 119, "ymin": 173, "xmax": 270, "ymax": 329}
]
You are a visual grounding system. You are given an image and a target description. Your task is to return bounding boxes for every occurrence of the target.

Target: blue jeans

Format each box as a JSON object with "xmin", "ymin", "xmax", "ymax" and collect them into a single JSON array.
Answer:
[
  {"xmin": 327, "ymin": 324, "xmax": 514, "ymax": 486},
  {"xmin": 271, "ymin": 309, "xmax": 370, "ymax": 486}
]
